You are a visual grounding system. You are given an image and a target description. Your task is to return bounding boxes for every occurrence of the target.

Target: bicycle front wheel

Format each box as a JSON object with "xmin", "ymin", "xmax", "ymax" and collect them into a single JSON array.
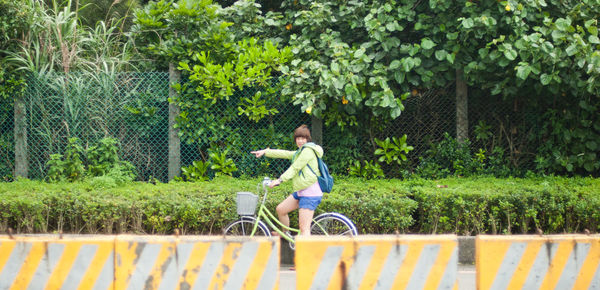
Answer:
[
  {"xmin": 224, "ymin": 216, "xmax": 271, "ymax": 237},
  {"xmin": 311, "ymin": 212, "xmax": 358, "ymax": 236}
]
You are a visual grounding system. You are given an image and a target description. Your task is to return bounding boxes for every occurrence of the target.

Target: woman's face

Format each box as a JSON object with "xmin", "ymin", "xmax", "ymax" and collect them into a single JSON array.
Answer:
[{"xmin": 295, "ymin": 137, "xmax": 307, "ymax": 148}]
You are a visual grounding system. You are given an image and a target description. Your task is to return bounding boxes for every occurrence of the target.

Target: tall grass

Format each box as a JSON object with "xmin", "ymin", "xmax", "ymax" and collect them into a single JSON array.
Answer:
[{"xmin": 3, "ymin": 0, "xmax": 151, "ymax": 179}]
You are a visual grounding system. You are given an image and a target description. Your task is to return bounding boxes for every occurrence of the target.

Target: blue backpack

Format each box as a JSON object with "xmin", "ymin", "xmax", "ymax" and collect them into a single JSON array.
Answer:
[{"xmin": 303, "ymin": 147, "xmax": 334, "ymax": 193}]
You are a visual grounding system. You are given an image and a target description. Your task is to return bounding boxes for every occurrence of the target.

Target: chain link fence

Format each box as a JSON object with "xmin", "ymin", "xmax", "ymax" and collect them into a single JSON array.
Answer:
[
  {"xmin": 321, "ymin": 85, "xmax": 457, "ymax": 176},
  {"xmin": 0, "ymin": 96, "xmax": 13, "ymax": 180},
  {"xmin": 176, "ymin": 76, "xmax": 311, "ymax": 179},
  {"xmin": 22, "ymin": 72, "xmax": 310, "ymax": 181},
  {"xmin": 18, "ymin": 72, "xmax": 535, "ymax": 181},
  {"xmin": 25, "ymin": 72, "xmax": 170, "ymax": 181},
  {"xmin": 468, "ymin": 90, "xmax": 539, "ymax": 172}
]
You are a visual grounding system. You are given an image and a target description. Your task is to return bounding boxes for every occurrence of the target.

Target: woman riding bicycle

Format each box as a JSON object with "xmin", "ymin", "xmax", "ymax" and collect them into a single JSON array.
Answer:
[{"xmin": 251, "ymin": 124, "xmax": 323, "ymax": 236}]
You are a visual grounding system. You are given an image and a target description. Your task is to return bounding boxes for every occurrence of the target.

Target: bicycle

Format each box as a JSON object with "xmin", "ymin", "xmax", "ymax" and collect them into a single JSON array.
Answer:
[{"xmin": 223, "ymin": 177, "xmax": 358, "ymax": 249}]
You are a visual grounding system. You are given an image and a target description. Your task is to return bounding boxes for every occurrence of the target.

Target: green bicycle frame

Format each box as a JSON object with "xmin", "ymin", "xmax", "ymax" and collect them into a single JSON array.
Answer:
[
  {"xmin": 248, "ymin": 202, "xmax": 331, "ymax": 243},
  {"xmin": 250, "ymin": 202, "xmax": 299, "ymax": 243},
  {"xmin": 247, "ymin": 178, "xmax": 330, "ymax": 243}
]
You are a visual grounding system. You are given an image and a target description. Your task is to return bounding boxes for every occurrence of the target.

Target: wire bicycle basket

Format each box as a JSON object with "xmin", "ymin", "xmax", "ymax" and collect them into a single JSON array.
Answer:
[{"xmin": 236, "ymin": 192, "xmax": 258, "ymax": 216}]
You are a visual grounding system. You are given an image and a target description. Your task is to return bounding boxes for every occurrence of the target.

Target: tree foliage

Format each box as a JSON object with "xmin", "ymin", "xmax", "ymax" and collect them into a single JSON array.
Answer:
[
  {"xmin": 131, "ymin": 0, "xmax": 292, "ymax": 167},
  {"xmin": 2, "ymin": 0, "xmax": 599, "ymax": 177},
  {"xmin": 263, "ymin": 0, "xmax": 599, "ymax": 174},
  {"xmin": 270, "ymin": 0, "xmax": 599, "ymax": 118}
]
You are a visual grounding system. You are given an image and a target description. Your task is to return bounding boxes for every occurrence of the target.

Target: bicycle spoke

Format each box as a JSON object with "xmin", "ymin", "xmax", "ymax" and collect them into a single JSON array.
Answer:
[
  {"xmin": 340, "ymin": 229, "xmax": 353, "ymax": 235},
  {"xmin": 224, "ymin": 218, "xmax": 270, "ymax": 237},
  {"xmin": 311, "ymin": 213, "xmax": 357, "ymax": 237}
]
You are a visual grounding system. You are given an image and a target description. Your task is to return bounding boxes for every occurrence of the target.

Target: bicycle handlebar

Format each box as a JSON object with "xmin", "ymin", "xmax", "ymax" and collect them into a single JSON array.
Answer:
[{"xmin": 262, "ymin": 177, "xmax": 272, "ymax": 189}]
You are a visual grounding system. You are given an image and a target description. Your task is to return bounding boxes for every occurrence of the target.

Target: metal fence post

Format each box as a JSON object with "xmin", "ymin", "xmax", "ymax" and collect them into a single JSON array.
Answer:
[
  {"xmin": 456, "ymin": 68, "xmax": 468, "ymax": 143},
  {"xmin": 168, "ymin": 64, "xmax": 181, "ymax": 180},
  {"xmin": 14, "ymin": 96, "xmax": 28, "ymax": 178}
]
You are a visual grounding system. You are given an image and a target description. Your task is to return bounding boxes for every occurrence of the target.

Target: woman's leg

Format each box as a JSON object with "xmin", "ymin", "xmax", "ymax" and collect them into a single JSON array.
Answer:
[
  {"xmin": 276, "ymin": 194, "xmax": 299, "ymax": 229},
  {"xmin": 298, "ymin": 208, "xmax": 315, "ymax": 236}
]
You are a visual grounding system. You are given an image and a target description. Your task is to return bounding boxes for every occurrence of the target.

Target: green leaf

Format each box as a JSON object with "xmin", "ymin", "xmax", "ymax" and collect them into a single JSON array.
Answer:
[
  {"xmin": 566, "ymin": 44, "xmax": 578, "ymax": 56},
  {"xmin": 402, "ymin": 58, "xmax": 415, "ymax": 72},
  {"xmin": 354, "ymin": 48, "xmax": 365, "ymax": 58},
  {"xmin": 333, "ymin": 77, "xmax": 345, "ymax": 90},
  {"xmin": 386, "ymin": 22, "xmax": 396, "ymax": 31},
  {"xmin": 584, "ymin": 20, "xmax": 595, "ymax": 30},
  {"xmin": 541, "ymin": 41, "xmax": 554, "ymax": 53},
  {"xmin": 516, "ymin": 64, "xmax": 531, "ymax": 80},
  {"xmin": 391, "ymin": 107, "xmax": 402, "ymax": 119},
  {"xmin": 478, "ymin": 48, "xmax": 489, "ymax": 58},
  {"xmin": 446, "ymin": 53, "xmax": 455, "ymax": 64},
  {"xmin": 589, "ymin": 35, "xmax": 600, "ymax": 44},
  {"xmin": 504, "ymin": 48, "xmax": 518, "ymax": 61},
  {"xmin": 435, "ymin": 50, "xmax": 447, "ymax": 61},
  {"xmin": 514, "ymin": 39, "xmax": 526, "ymax": 50},
  {"xmin": 555, "ymin": 18, "xmax": 571, "ymax": 31},
  {"xmin": 390, "ymin": 60, "xmax": 401, "ymax": 70},
  {"xmin": 551, "ymin": 30, "xmax": 565, "ymax": 42},
  {"xmin": 462, "ymin": 18, "xmax": 474, "ymax": 29},
  {"xmin": 566, "ymin": 163, "xmax": 574, "ymax": 172},
  {"xmin": 331, "ymin": 62, "xmax": 340, "ymax": 74},
  {"xmin": 345, "ymin": 84, "xmax": 360, "ymax": 99},
  {"xmin": 394, "ymin": 71, "xmax": 405, "ymax": 83},
  {"xmin": 446, "ymin": 32, "xmax": 458, "ymax": 40},
  {"xmin": 421, "ymin": 38, "xmax": 435, "ymax": 50},
  {"xmin": 178, "ymin": 62, "xmax": 190, "ymax": 71},
  {"xmin": 540, "ymin": 73, "xmax": 552, "ymax": 85}
]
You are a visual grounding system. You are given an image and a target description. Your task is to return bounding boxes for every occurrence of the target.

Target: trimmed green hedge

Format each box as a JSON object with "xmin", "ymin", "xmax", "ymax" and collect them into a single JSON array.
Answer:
[
  {"xmin": 405, "ymin": 177, "xmax": 600, "ymax": 235},
  {"xmin": 1, "ymin": 176, "xmax": 598, "ymax": 235}
]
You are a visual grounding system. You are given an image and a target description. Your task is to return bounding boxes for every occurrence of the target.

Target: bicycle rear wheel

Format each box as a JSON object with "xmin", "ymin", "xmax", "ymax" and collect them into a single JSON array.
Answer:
[
  {"xmin": 224, "ymin": 216, "xmax": 271, "ymax": 237},
  {"xmin": 311, "ymin": 212, "xmax": 358, "ymax": 236}
]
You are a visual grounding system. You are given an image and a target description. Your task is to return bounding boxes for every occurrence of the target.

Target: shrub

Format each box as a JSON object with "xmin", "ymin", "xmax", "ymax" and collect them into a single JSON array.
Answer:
[{"xmin": 0, "ymin": 176, "xmax": 598, "ymax": 235}]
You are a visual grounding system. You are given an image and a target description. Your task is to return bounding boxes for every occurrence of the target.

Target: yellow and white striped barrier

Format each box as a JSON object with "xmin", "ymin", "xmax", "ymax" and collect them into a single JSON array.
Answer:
[
  {"xmin": 0, "ymin": 235, "xmax": 280, "ymax": 289},
  {"xmin": 476, "ymin": 235, "xmax": 600, "ymax": 290},
  {"xmin": 114, "ymin": 236, "xmax": 280, "ymax": 290},
  {"xmin": 295, "ymin": 235, "xmax": 458, "ymax": 290},
  {"xmin": 0, "ymin": 235, "xmax": 116, "ymax": 289}
]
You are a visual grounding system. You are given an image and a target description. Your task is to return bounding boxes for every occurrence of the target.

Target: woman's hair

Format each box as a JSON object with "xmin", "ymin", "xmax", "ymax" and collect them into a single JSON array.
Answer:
[{"xmin": 293, "ymin": 124, "xmax": 312, "ymax": 142}]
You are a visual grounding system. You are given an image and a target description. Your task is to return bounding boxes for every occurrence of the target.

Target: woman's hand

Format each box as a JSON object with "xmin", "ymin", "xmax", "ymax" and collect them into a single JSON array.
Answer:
[
  {"xmin": 251, "ymin": 149, "xmax": 267, "ymax": 158},
  {"xmin": 269, "ymin": 178, "xmax": 281, "ymax": 188}
]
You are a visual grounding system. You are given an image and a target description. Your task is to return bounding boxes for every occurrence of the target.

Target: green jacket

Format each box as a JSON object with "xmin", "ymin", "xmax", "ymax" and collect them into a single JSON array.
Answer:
[{"xmin": 264, "ymin": 142, "xmax": 323, "ymax": 192}]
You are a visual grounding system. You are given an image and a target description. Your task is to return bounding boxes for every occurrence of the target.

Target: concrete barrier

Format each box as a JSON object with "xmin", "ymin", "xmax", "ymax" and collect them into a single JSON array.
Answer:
[
  {"xmin": 476, "ymin": 235, "xmax": 600, "ymax": 290},
  {"xmin": 0, "ymin": 235, "xmax": 115, "ymax": 290},
  {"xmin": 295, "ymin": 235, "xmax": 458, "ymax": 290},
  {"xmin": 0, "ymin": 235, "xmax": 280, "ymax": 290}
]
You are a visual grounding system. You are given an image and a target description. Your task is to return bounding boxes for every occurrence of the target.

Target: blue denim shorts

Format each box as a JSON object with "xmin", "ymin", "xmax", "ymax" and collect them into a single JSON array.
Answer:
[{"xmin": 292, "ymin": 192, "xmax": 322, "ymax": 210}]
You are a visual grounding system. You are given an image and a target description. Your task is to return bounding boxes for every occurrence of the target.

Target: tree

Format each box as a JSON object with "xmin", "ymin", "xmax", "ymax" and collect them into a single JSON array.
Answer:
[
  {"xmin": 268, "ymin": 0, "xmax": 599, "ymax": 174},
  {"xmin": 456, "ymin": 0, "xmax": 600, "ymax": 174},
  {"xmin": 131, "ymin": 0, "xmax": 292, "ymax": 168}
]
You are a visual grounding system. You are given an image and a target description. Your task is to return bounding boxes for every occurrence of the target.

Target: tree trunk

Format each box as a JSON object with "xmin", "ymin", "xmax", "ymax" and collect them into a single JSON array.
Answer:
[
  {"xmin": 311, "ymin": 115, "xmax": 323, "ymax": 145},
  {"xmin": 14, "ymin": 96, "xmax": 28, "ymax": 178},
  {"xmin": 168, "ymin": 63, "xmax": 181, "ymax": 180},
  {"xmin": 456, "ymin": 69, "xmax": 468, "ymax": 143}
]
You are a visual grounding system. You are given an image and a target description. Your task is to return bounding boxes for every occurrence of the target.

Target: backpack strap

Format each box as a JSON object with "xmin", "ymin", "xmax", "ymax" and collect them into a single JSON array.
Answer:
[
  {"xmin": 305, "ymin": 148, "xmax": 321, "ymax": 177},
  {"xmin": 298, "ymin": 146, "xmax": 320, "ymax": 177}
]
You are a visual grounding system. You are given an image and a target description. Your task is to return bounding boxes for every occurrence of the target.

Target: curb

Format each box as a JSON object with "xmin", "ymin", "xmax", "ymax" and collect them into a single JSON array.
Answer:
[{"xmin": 281, "ymin": 235, "xmax": 476, "ymax": 265}]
